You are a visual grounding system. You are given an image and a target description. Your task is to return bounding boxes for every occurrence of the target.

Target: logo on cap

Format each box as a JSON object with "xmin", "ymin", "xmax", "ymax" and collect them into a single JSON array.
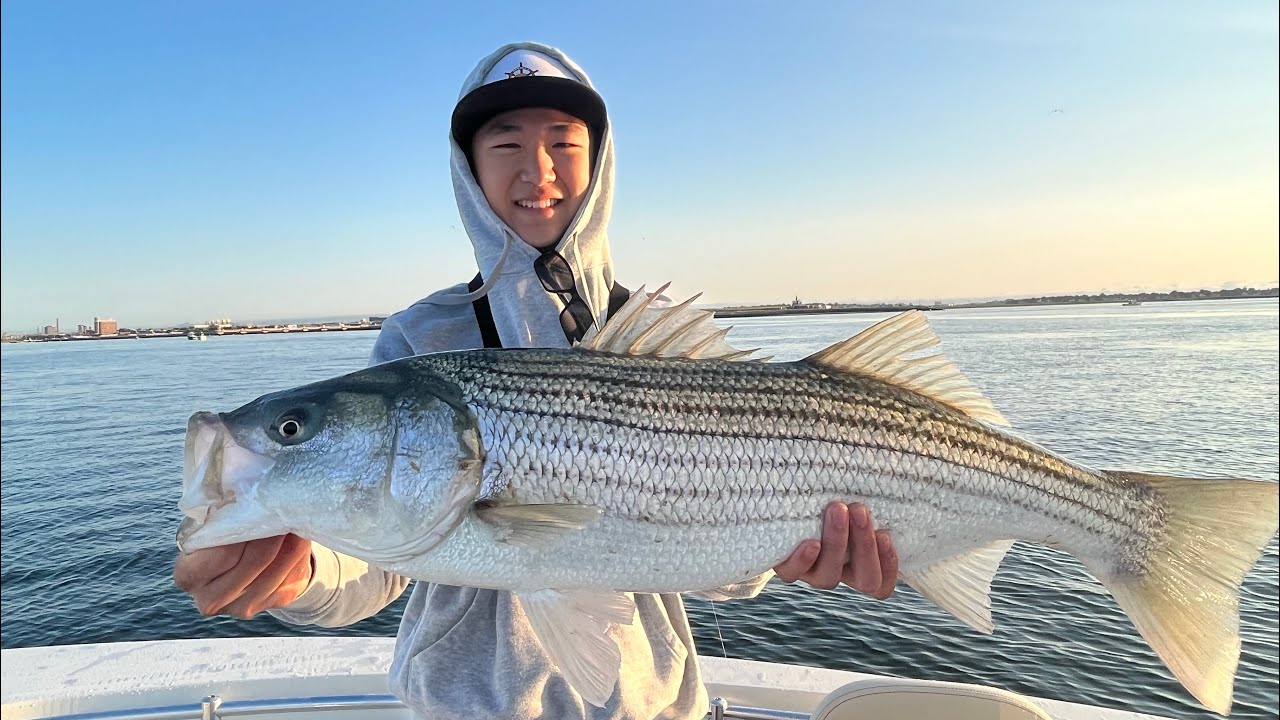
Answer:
[{"xmin": 505, "ymin": 62, "xmax": 539, "ymax": 79}]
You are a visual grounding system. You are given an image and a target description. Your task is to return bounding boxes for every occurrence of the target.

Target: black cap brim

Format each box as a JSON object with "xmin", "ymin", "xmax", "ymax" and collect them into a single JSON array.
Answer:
[{"xmin": 451, "ymin": 76, "xmax": 607, "ymax": 151}]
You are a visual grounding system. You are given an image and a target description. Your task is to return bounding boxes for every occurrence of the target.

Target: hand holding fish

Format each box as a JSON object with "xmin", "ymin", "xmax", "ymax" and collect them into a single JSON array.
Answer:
[
  {"xmin": 174, "ymin": 533, "xmax": 312, "ymax": 619},
  {"xmin": 773, "ymin": 502, "xmax": 898, "ymax": 599}
]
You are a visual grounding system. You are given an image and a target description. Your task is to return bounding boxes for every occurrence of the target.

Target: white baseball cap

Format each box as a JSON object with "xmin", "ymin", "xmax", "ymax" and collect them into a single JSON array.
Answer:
[{"xmin": 451, "ymin": 47, "xmax": 607, "ymax": 150}]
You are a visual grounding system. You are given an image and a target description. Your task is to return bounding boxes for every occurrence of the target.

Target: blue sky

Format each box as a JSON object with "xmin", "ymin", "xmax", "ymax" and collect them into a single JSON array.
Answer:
[{"xmin": 2, "ymin": 1, "xmax": 1276, "ymax": 331}]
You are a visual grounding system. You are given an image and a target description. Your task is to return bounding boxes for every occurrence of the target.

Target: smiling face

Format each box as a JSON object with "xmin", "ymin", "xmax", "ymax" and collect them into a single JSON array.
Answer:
[{"xmin": 471, "ymin": 107, "xmax": 592, "ymax": 250}]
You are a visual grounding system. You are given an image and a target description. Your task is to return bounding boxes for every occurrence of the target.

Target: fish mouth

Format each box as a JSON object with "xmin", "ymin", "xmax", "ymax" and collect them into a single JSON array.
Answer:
[{"xmin": 176, "ymin": 411, "xmax": 284, "ymax": 553}]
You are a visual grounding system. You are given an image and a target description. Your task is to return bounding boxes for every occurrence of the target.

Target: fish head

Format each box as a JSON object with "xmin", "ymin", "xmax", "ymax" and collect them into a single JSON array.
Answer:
[{"xmin": 177, "ymin": 365, "xmax": 484, "ymax": 564}]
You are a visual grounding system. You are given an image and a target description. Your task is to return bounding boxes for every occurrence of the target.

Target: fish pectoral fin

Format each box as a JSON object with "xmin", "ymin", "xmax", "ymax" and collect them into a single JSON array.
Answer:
[
  {"xmin": 517, "ymin": 589, "xmax": 636, "ymax": 707},
  {"xmin": 802, "ymin": 311, "xmax": 1008, "ymax": 425},
  {"xmin": 900, "ymin": 540, "xmax": 1015, "ymax": 634},
  {"xmin": 476, "ymin": 503, "xmax": 603, "ymax": 546}
]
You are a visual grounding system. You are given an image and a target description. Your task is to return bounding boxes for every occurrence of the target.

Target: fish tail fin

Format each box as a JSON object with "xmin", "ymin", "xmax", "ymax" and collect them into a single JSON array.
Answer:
[{"xmin": 1098, "ymin": 472, "xmax": 1278, "ymax": 716}]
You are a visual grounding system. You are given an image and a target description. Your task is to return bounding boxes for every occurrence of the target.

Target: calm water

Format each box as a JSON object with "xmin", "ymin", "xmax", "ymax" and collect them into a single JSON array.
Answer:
[{"xmin": 2, "ymin": 299, "xmax": 1277, "ymax": 720}]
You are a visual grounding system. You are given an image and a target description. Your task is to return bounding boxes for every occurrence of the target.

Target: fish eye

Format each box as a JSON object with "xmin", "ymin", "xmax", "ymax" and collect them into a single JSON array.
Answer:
[{"xmin": 269, "ymin": 407, "xmax": 318, "ymax": 445}]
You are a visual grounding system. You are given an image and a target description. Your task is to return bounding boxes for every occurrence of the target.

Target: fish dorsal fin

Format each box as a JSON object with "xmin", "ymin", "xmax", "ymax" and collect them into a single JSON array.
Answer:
[
  {"xmin": 804, "ymin": 310, "xmax": 1008, "ymax": 425},
  {"xmin": 578, "ymin": 283, "xmax": 761, "ymax": 361}
]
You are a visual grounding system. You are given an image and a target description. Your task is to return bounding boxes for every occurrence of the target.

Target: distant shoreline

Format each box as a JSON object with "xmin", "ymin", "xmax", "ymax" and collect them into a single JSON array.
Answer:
[
  {"xmin": 2, "ymin": 322, "xmax": 382, "ymax": 344},
  {"xmin": 712, "ymin": 289, "xmax": 1277, "ymax": 319},
  {"xmin": 4, "ymin": 289, "xmax": 1275, "ymax": 343}
]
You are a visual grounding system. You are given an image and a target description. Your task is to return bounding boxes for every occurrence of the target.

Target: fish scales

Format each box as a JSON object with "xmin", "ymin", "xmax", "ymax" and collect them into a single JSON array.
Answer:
[
  {"xmin": 402, "ymin": 350, "xmax": 1156, "ymax": 554},
  {"xmin": 435, "ymin": 349, "xmax": 1122, "ymax": 496}
]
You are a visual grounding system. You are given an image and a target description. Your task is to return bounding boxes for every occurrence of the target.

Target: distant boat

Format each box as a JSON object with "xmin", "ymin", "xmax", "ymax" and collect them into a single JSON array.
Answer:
[
  {"xmin": 1122, "ymin": 300, "xmax": 1143, "ymax": 306},
  {"xmin": 187, "ymin": 332, "xmax": 207, "ymax": 341}
]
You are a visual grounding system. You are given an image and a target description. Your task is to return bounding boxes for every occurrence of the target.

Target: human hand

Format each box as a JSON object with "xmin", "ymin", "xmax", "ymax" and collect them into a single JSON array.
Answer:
[
  {"xmin": 173, "ymin": 533, "xmax": 313, "ymax": 620},
  {"xmin": 773, "ymin": 502, "xmax": 898, "ymax": 599}
]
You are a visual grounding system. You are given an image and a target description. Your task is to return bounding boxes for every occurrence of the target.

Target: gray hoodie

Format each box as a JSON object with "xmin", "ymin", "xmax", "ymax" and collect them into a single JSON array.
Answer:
[{"xmin": 269, "ymin": 42, "xmax": 771, "ymax": 719}]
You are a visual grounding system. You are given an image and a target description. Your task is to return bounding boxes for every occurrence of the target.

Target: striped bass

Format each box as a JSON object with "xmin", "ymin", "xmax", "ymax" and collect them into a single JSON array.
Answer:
[{"xmin": 176, "ymin": 286, "xmax": 1278, "ymax": 715}]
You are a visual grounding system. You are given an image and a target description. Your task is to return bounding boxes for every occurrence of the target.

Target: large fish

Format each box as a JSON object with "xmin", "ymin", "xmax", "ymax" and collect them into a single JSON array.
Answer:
[{"xmin": 177, "ymin": 287, "xmax": 1278, "ymax": 715}]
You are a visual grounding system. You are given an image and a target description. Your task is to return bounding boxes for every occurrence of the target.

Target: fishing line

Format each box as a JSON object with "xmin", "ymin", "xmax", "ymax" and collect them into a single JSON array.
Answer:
[{"xmin": 710, "ymin": 600, "xmax": 728, "ymax": 658}]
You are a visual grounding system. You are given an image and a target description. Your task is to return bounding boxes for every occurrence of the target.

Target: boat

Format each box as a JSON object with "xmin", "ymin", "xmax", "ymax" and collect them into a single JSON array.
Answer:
[
  {"xmin": 1122, "ymin": 300, "xmax": 1143, "ymax": 306},
  {"xmin": 186, "ymin": 332, "xmax": 207, "ymax": 341},
  {"xmin": 1, "ymin": 636, "xmax": 1175, "ymax": 720}
]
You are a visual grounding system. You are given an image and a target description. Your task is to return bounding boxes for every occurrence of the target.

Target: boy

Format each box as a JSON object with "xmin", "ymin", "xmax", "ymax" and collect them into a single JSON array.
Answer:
[{"xmin": 174, "ymin": 42, "xmax": 897, "ymax": 719}]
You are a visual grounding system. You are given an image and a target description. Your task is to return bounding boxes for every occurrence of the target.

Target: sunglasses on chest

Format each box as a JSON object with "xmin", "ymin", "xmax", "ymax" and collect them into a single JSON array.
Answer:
[{"xmin": 534, "ymin": 251, "xmax": 595, "ymax": 343}]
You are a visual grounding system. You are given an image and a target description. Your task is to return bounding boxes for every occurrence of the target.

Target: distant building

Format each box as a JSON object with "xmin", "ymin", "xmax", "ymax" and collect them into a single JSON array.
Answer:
[
  {"xmin": 786, "ymin": 296, "xmax": 830, "ymax": 310},
  {"xmin": 94, "ymin": 317, "xmax": 119, "ymax": 336},
  {"xmin": 78, "ymin": 324, "xmax": 91, "ymax": 334},
  {"xmin": 193, "ymin": 318, "xmax": 233, "ymax": 331},
  {"xmin": 43, "ymin": 325, "xmax": 58, "ymax": 336}
]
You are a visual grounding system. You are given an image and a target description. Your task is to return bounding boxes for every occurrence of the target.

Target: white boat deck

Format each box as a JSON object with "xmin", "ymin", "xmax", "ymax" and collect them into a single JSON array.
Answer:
[{"xmin": 1, "ymin": 637, "xmax": 1173, "ymax": 720}]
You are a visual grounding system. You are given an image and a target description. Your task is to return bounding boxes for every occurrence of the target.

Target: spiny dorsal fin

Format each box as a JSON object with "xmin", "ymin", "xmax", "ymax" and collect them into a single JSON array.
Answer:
[
  {"xmin": 805, "ymin": 310, "xmax": 1008, "ymax": 425},
  {"xmin": 578, "ymin": 284, "xmax": 760, "ymax": 361}
]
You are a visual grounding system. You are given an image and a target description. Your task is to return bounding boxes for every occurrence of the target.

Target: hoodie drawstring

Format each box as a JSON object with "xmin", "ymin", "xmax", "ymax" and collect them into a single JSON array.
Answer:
[
  {"xmin": 433, "ymin": 231, "xmax": 515, "ymax": 305},
  {"xmin": 565, "ymin": 232, "xmax": 602, "ymax": 326}
]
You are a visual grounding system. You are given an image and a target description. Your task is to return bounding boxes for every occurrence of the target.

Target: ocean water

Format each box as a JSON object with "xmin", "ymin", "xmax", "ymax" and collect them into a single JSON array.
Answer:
[{"xmin": 2, "ymin": 298, "xmax": 1276, "ymax": 720}]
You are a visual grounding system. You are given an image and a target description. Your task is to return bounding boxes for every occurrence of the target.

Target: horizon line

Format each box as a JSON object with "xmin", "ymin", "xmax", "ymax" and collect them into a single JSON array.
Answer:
[{"xmin": 5, "ymin": 285, "xmax": 1277, "ymax": 337}]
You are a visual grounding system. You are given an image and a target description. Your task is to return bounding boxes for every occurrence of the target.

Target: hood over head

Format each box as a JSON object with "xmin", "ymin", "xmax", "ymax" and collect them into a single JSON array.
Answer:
[
  {"xmin": 432, "ymin": 41, "xmax": 618, "ymax": 349},
  {"xmin": 451, "ymin": 48, "xmax": 607, "ymax": 165}
]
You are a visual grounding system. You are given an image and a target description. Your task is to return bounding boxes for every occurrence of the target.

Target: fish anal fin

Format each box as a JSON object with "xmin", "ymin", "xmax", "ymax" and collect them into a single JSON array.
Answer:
[
  {"xmin": 804, "ymin": 311, "xmax": 1008, "ymax": 425},
  {"xmin": 901, "ymin": 540, "xmax": 1015, "ymax": 634},
  {"xmin": 476, "ymin": 503, "xmax": 602, "ymax": 546},
  {"xmin": 579, "ymin": 284, "xmax": 758, "ymax": 361},
  {"xmin": 1090, "ymin": 473, "xmax": 1279, "ymax": 716},
  {"xmin": 517, "ymin": 589, "xmax": 635, "ymax": 707}
]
